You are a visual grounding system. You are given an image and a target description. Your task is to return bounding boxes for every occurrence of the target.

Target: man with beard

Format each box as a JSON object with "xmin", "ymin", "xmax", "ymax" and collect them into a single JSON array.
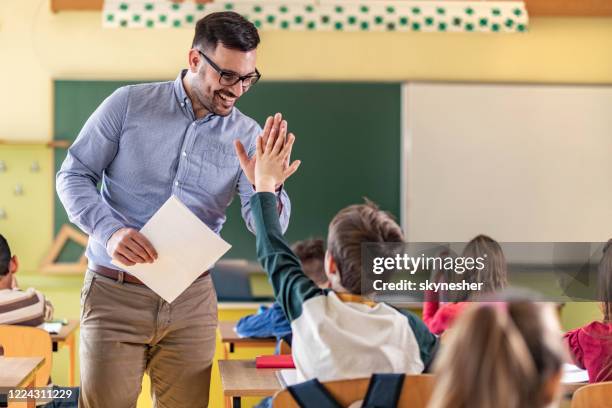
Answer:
[{"xmin": 57, "ymin": 12, "xmax": 299, "ymax": 408}]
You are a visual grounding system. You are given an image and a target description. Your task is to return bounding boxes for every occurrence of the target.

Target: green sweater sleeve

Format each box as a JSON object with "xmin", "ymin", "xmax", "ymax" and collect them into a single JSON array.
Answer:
[{"xmin": 250, "ymin": 192, "xmax": 326, "ymax": 322}]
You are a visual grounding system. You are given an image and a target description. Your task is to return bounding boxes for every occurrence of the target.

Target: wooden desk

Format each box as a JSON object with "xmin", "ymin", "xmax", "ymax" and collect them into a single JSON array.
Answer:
[
  {"xmin": 218, "ymin": 321, "xmax": 276, "ymax": 359},
  {"xmin": 218, "ymin": 359, "xmax": 282, "ymax": 408},
  {"xmin": 216, "ymin": 358, "xmax": 587, "ymax": 408},
  {"xmin": 562, "ymin": 382, "xmax": 588, "ymax": 396},
  {"xmin": 0, "ymin": 356, "xmax": 45, "ymax": 408},
  {"xmin": 50, "ymin": 319, "xmax": 79, "ymax": 386}
]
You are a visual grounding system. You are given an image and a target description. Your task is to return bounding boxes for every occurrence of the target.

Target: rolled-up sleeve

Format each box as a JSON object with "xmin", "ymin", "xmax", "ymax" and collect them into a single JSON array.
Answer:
[
  {"xmin": 564, "ymin": 328, "xmax": 585, "ymax": 368},
  {"xmin": 56, "ymin": 87, "xmax": 129, "ymax": 247},
  {"xmin": 237, "ymin": 125, "xmax": 291, "ymax": 234}
]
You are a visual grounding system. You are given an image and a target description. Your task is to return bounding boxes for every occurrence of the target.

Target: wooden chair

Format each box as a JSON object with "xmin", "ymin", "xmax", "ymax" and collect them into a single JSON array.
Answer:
[
  {"xmin": 0, "ymin": 325, "xmax": 52, "ymax": 387},
  {"xmin": 571, "ymin": 381, "xmax": 612, "ymax": 408},
  {"xmin": 278, "ymin": 338, "xmax": 292, "ymax": 355},
  {"xmin": 273, "ymin": 374, "xmax": 434, "ymax": 408}
]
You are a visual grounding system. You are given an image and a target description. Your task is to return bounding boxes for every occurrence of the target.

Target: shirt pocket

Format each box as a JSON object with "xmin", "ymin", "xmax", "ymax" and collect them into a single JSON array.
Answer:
[{"xmin": 197, "ymin": 145, "xmax": 240, "ymax": 200}]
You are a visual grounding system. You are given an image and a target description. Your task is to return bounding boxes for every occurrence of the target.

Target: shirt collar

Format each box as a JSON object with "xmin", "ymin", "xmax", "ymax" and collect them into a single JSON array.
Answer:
[
  {"xmin": 174, "ymin": 69, "xmax": 218, "ymax": 122},
  {"xmin": 336, "ymin": 292, "xmax": 377, "ymax": 307},
  {"xmin": 174, "ymin": 69, "xmax": 190, "ymax": 108}
]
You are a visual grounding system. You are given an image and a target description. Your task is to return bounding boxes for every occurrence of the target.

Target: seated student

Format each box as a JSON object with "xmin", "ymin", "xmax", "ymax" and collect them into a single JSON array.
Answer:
[
  {"xmin": 0, "ymin": 236, "xmax": 73, "ymax": 408},
  {"xmin": 429, "ymin": 299, "xmax": 566, "ymax": 408},
  {"xmin": 564, "ymin": 239, "xmax": 612, "ymax": 383},
  {"xmin": 423, "ymin": 234, "xmax": 507, "ymax": 335},
  {"xmin": 0, "ymin": 234, "xmax": 54, "ymax": 326},
  {"xmin": 236, "ymin": 238, "xmax": 327, "ymax": 345},
  {"xmin": 247, "ymin": 133, "xmax": 438, "ymax": 382}
]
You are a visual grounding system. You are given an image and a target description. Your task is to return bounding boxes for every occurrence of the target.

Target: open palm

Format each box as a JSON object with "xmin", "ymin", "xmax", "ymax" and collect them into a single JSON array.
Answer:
[{"xmin": 234, "ymin": 112, "xmax": 299, "ymax": 188}]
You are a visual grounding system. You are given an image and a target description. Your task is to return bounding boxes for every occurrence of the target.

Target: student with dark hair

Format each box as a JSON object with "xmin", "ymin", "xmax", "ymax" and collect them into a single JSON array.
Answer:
[
  {"xmin": 0, "ymin": 234, "xmax": 53, "ymax": 328},
  {"xmin": 236, "ymin": 239, "xmax": 326, "ymax": 344},
  {"xmin": 423, "ymin": 234, "xmax": 508, "ymax": 335},
  {"xmin": 57, "ymin": 12, "xmax": 298, "ymax": 407},
  {"xmin": 564, "ymin": 239, "xmax": 612, "ymax": 383},
  {"xmin": 242, "ymin": 134, "xmax": 438, "ymax": 383}
]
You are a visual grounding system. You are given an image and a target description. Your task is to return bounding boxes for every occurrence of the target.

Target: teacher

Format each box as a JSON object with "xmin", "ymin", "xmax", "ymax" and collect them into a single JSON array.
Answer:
[{"xmin": 57, "ymin": 12, "xmax": 298, "ymax": 408}]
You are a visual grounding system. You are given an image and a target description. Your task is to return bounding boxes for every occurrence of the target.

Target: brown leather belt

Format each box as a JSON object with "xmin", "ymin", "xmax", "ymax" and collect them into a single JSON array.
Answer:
[{"xmin": 90, "ymin": 264, "xmax": 209, "ymax": 285}]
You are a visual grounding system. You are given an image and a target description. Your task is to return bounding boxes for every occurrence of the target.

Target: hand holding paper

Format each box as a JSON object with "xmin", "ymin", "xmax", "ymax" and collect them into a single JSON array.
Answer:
[
  {"xmin": 112, "ymin": 195, "xmax": 231, "ymax": 303},
  {"xmin": 107, "ymin": 227, "xmax": 158, "ymax": 266}
]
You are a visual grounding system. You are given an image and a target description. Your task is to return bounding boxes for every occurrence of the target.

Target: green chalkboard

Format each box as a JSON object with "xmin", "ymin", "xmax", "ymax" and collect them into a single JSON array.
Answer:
[{"xmin": 54, "ymin": 80, "xmax": 401, "ymax": 261}]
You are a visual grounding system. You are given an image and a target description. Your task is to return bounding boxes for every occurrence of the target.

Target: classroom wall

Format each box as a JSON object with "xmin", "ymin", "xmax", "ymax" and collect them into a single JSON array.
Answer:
[
  {"xmin": 404, "ymin": 82, "xmax": 612, "ymax": 242},
  {"xmin": 2, "ymin": 2, "xmax": 612, "ymax": 142}
]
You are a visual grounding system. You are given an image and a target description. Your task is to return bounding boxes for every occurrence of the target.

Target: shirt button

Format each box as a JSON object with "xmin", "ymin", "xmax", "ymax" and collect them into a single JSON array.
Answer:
[
  {"xmin": 175, "ymin": 181, "xmax": 179, "ymax": 186},
  {"xmin": 180, "ymin": 102, "xmax": 185, "ymax": 107},
  {"xmin": 182, "ymin": 151, "xmax": 187, "ymax": 157}
]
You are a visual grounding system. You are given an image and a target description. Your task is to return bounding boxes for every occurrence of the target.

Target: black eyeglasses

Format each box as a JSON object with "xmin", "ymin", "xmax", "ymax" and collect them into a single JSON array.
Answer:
[{"xmin": 198, "ymin": 50, "xmax": 261, "ymax": 88}]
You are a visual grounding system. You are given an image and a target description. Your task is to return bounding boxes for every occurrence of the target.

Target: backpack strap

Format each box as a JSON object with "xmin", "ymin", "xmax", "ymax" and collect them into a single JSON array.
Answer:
[
  {"xmin": 287, "ymin": 378, "xmax": 343, "ymax": 408},
  {"xmin": 362, "ymin": 373, "xmax": 405, "ymax": 408}
]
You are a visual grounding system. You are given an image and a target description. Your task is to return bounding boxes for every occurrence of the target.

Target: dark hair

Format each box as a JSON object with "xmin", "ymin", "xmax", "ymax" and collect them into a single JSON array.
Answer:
[
  {"xmin": 600, "ymin": 239, "xmax": 612, "ymax": 323},
  {"xmin": 327, "ymin": 200, "xmax": 404, "ymax": 294},
  {"xmin": 192, "ymin": 12, "xmax": 260, "ymax": 52},
  {"xmin": 291, "ymin": 239, "xmax": 326, "ymax": 286},
  {"xmin": 0, "ymin": 234, "xmax": 11, "ymax": 276}
]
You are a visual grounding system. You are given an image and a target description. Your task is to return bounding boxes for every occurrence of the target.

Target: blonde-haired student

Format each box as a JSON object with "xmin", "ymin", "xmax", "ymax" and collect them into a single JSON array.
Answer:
[
  {"xmin": 242, "ymin": 132, "xmax": 438, "ymax": 382},
  {"xmin": 428, "ymin": 300, "xmax": 566, "ymax": 408},
  {"xmin": 423, "ymin": 234, "xmax": 508, "ymax": 335},
  {"xmin": 564, "ymin": 239, "xmax": 612, "ymax": 383}
]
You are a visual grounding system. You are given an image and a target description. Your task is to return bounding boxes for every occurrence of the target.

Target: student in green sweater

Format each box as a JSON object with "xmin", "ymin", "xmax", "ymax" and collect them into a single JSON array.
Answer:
[{"xmin": 240, "ymin": 130, "xmax": 438, "ymax": 383}]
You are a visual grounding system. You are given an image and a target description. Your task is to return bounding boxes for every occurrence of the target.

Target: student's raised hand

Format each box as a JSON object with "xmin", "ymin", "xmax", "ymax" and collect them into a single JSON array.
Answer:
[
  {"xmin": 254, "ymin": 126, "xmax": 300, "ymax": 193},
  {"xmin": 107, "ymin": 227, "xmax": 158, "ymax": 266},
  {"xmin": 235, "ymin": 113, "xmax": 284, "ymax": 187}
]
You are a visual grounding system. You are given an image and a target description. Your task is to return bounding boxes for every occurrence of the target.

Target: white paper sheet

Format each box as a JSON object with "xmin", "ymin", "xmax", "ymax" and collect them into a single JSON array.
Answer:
[
  {"xmin": 41, "ymin": 322, "xmax": 62, "ymax": 334},
  {"xmin": 111, "ymin": 195, "xmax": 231, "ymax": 303},
  {"xmin": 276, "ymin": 369, "xmax": 299, "ymax": 388},
  {"xmin": 562, "ymin": 363, "xmax": 589, "ymax": 384}
]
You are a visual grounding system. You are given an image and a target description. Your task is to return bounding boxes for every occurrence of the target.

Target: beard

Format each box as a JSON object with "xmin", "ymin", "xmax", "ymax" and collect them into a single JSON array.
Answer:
[
  {"xmin": 193, "ymin": 84, "xmax": 237, "ymax": 117},
  {"xmin": 209, "ymin": 89, "xmax": 238, "ymax": 116}
]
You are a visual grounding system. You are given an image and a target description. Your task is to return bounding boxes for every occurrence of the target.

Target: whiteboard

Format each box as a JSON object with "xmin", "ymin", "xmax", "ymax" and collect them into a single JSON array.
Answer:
[{"xmin": 402, "ymin": 82, "xmax": 612, "ymax": 242}]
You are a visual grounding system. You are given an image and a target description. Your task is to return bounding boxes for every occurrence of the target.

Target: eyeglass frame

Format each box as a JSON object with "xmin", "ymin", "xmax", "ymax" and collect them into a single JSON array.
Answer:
[{"xmin": 197, "ymin": 50, "xmax": 261, "ymax": 88}]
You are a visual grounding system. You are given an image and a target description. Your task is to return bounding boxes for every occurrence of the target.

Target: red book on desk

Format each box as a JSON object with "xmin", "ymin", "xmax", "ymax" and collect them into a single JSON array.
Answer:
[{"xmin": 255, "ymin": 354, "xmax": 295, "ymax": 368}]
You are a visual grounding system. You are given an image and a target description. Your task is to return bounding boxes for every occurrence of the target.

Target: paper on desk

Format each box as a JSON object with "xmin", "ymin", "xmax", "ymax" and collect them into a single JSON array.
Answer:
[
  {"xmin": 562, "ymin": 363, "xmax": 589, "ymax": 383},
  {"xmin": 276, "ymin": 369, "xmax": 298, "ymax": 388},
  {"xmin": 41, "ymin": 322, "xmax": 62, "ymax": 334},
  {"xmin": 111, "ymin": 195, "xmax": 231, "ymax": 303}
]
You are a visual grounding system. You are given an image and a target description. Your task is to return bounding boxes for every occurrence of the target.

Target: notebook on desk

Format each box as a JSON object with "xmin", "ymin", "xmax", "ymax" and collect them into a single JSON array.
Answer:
[{"xmin": 256, "ymin": 354, "xmax": 295, "ymax": 369}]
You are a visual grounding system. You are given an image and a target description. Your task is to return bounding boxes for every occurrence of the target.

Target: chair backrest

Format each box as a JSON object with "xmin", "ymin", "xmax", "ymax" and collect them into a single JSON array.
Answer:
[
  {"xmin": 571, "ymin": 381, "xmax": 612, "ymax": 408},
  {"xmin": 279, "ymin": 338, "xmax": 292, "ymax": 355},
  {"xmin": 0, "ymin": 325, "xmax": 52, "ymax": 387},
  {"xmin": 273, "ymin": 374, "xmax": 435, "ymax": 408}
]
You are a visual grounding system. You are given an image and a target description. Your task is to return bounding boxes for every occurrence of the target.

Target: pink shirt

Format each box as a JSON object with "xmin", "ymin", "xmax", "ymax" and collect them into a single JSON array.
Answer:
[
  {"xmin": 565, "ymin": 321, "xmax": 612, "ymax": 383},
  {"xmin": 423, "ymin": 294, "xmax": 470, "ymax": 335}
]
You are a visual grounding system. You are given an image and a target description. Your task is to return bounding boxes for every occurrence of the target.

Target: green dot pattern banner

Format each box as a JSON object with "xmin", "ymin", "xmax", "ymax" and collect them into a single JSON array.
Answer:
[{"xmin": 103, "ymin": 1, "xmax": 529, "ymax": 33}]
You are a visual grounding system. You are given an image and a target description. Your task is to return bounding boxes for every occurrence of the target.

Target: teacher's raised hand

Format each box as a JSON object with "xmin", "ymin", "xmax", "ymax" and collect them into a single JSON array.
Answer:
[{"xmin": 234, "ymin": 112, "xmax": 300, "ymax": 189}]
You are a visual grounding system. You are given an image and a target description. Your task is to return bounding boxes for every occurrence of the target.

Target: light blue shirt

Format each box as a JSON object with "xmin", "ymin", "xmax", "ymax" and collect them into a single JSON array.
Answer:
[{"xmin": 56, "ymin": 71, "xmax": 291, "ymax": 271}]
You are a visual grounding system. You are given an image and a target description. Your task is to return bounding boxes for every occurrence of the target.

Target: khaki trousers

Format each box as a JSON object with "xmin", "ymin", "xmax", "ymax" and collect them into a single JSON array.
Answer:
[{"xmin": 78, "ymin": 269, "xmax": 217, "ymax": 408}]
